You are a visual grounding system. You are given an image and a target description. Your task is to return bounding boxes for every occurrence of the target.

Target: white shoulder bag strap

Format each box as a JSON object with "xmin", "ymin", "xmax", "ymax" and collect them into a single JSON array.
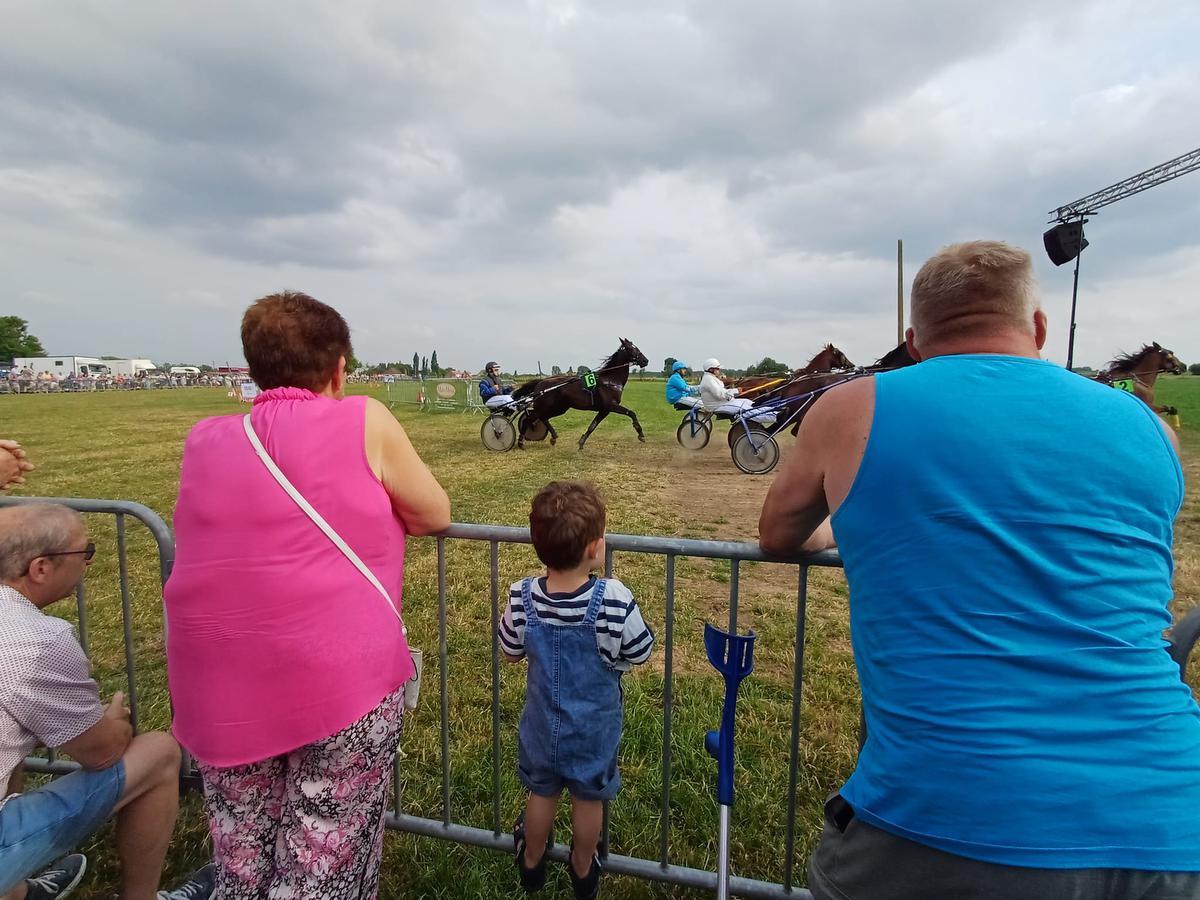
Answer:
[{"xmin": 242, "ymin": 414, "xmax": 402, "ymax": 626}]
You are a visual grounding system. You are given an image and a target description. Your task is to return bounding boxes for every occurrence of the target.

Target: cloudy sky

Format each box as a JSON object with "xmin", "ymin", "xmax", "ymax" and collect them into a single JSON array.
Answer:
[{"xmin": 3, "ymin": 1, "xmax": 1198, "ymax": 373}]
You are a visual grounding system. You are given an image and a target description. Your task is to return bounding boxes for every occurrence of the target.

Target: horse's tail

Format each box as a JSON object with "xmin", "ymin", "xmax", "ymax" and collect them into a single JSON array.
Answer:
[{"xmin": 511, "ymin": 379, "xmax": 542, "ymax": 400}]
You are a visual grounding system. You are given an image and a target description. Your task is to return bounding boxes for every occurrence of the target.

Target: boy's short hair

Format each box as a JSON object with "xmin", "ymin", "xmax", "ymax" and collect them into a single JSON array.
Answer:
[{"xmin": 529, "ymin": 481, "xmax": 606, "ymax": 571}]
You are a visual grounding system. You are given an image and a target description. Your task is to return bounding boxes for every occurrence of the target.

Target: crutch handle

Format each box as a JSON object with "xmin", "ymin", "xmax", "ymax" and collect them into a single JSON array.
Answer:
[{"xmin": 704, "ymin": 623, "xmax": 756, "ymax": 807}]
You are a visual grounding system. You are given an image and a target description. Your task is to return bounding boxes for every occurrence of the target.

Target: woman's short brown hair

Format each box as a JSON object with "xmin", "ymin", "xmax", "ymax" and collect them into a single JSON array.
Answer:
[
  {"xmin": 529, "ymin": 481, "xmax": 606, "ymax": 571},
  {"xmin": 241, "ymin": 291, "xmax": 353, "ymax": 391}
]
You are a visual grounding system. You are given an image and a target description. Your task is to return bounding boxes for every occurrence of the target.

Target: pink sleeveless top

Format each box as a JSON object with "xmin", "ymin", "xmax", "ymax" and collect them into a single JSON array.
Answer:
[{"xmin": 164, "ymin": 387, "xmax": 413, "ymax": 767}]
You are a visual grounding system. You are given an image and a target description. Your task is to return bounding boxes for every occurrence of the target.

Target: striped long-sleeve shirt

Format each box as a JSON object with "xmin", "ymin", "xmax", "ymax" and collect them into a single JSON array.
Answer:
[{"xmin": 499, "ymin": 576, "xmax": 654, "ymax": 672}]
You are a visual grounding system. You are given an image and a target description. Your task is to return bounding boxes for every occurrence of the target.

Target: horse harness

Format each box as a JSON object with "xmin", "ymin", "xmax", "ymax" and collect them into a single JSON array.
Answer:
[{"xmin": 1098, "ymin": 368, "xmax": 1157, "ymax": 394}]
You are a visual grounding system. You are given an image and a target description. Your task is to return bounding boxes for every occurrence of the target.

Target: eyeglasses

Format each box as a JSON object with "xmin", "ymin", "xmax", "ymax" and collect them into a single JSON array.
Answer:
[{"xmin": 40, "ymin": 542, "xmax": 97, "ymax": 562}]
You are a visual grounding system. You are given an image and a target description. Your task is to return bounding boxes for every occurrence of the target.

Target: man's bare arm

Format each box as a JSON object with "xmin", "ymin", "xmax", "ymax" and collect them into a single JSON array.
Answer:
[
  {"xmin": 759, "ymin": 397, "xmax": 836, "ymax": 555},
  {"xmin": 59, "ymin": 692, "xmax": 132, "ymax": 771}
]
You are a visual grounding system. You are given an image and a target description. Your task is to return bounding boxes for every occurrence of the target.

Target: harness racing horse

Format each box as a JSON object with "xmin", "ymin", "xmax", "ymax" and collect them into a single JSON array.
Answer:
[
  {"xmin": 511, "ymin": 338, "xmax": 650, "ymax": 450},
  {"xmin": 752, "ymin": 341, "xmax": 915, "ymax": 436},
  {"xmin": 747, "ymin": 345, "xmax": 855, "ymax": 435},
  {"xmin": 872, "ymin": 340, "xmax": 918, "ymax": 371},
  {"xmin": 736, "ymin": 344, "xmax": 856, "ymax": 400},
  {"xmin": 1094, "ymin": 342, "xmax": 1185, "ymax": 415}
]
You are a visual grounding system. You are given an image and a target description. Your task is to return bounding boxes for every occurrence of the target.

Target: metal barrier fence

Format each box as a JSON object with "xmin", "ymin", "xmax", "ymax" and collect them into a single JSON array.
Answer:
[
  {"xmin": 382, "ymin": 377, "xmax": 426, "ymax": 409},
  {"xmin": 397, "ymin": 523, "xmax": 844, "ymax": 899},
  {"xmin": 3, "ymin": 497, "xmax": 837, "ymax": 897},
  {"xmin": 5, "ymin": 497, "xmax": 1200, "ymax": 899}
]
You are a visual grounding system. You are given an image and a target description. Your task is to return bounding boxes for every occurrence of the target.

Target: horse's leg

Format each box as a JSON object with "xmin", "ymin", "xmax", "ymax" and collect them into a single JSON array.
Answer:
[
  {"xmin": 578, "ymin": 411, "xmax": 609, "ymax": 449},
  {"xmin": 547, "ymin": 419, "xmax": 558, "ymax": 446},
  {"xmin": 608, "ymin": 403, "xmax": 646, "ymax": 443}
]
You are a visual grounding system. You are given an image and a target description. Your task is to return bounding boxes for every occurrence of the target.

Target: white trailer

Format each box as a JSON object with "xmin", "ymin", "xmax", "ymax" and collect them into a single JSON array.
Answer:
[
  {"xmin": 12, "ymin": 356, "xmax": 112, "ymax": 377},
  {"xmin": 106, "ymin": 358, "xmax": 157, "ymax": 377}
]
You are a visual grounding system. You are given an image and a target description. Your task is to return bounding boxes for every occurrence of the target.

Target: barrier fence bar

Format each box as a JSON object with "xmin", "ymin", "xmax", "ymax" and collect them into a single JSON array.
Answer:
[
  {"xmin": 659, "ymin": 553, "xmax": 676, "ymax": 869},
  {"xmin": 115, "ymin": 513, "xmax": 140, "ymax": 733},
  {"xmin": 75, "ymin": 581, "xmax": 90, "ymax": 654},
  {"xmin": 729, "ymin": 557, "xmax": 740, "ymax": 634},
  {"xmin": 490, "ymin": 540, "xmax": 502, "ymax": 837},
  {"xmin": 438, "ymin": 536, "xmax": 451, "ymax": 827},
  {"xmin": 783, "ymin": 567, "xmax": 809, "ymax": 892}
]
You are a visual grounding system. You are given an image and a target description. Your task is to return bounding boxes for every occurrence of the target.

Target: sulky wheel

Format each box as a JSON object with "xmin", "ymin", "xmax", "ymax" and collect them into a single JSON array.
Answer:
[
  {"xmin": 731, "ymin": 429, "xmax": 781, "ymax": 475},
  {"xmin": 519, "ymin": 414, "xmax": 549, "ymax": 442},
  {"xmin": 727, "ymin": 420, "xmax": 769, "ymax": 449},
  {"xmin": 676, "ymin": 416, "xmax": 712, "ymax": 450},
  {"xmin": 481, "ymin": 414, "xmax": 517, "ymax": 452}
]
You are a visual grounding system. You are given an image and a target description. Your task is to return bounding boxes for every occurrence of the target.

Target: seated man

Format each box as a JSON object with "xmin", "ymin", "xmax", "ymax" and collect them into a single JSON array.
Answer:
[
  {"xmin": 759, "ymin": 241, "xmax": 1200, "ymax": 899},
  {"xmin": 699, "ymin": 359, "xmax": 774, "ymax": 424},
  {"xmin": 479, "ymin": 361, "xmax": 516, "ymax": 410},
  {"xmin": 665, "ymin": 360, "xmax": 700, "ymax": 409},
  {"xmin": 0, "ymin": 503, "xmax": 214, "ymax": 900}
]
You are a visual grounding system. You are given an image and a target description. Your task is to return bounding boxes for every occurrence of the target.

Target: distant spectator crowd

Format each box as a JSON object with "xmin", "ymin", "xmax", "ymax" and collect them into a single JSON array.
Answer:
[{"xmin": 0, "ymin": 370, "xmax": 262, "ymax": 394}]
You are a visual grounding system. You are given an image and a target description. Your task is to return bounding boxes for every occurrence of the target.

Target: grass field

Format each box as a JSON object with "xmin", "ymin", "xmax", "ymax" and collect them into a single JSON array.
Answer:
[{"xmin": 5, "ymin": 375, "xmax": 1200, "ymax": 898}]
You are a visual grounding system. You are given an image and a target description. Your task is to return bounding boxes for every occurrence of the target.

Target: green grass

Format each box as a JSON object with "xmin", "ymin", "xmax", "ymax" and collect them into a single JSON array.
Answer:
[{"xmin": 5, "ymin": 375, "xmax": 1200, "ymax": 898}]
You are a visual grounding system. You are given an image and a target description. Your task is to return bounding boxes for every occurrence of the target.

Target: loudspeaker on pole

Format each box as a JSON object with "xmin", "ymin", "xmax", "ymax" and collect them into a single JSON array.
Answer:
[{"xmin": 1043, "ymin": 221, "xmax": 1089, "ymax": 266}]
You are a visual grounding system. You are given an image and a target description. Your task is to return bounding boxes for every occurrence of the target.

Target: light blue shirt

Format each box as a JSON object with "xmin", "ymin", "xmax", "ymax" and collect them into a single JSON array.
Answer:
[{"xmin": 833, "ymin": 355, "xmax": 1200, "ymax": 870}]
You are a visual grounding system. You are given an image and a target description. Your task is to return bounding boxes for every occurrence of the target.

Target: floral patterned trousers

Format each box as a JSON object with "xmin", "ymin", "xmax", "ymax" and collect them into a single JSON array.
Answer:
[{"xmin": 198, "ymin": 687, "xmax": 406, "ymax": 899}]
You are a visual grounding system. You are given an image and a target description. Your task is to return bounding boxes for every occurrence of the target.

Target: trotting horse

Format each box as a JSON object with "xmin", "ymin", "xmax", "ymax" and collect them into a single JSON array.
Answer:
[
  {"xmin": 754, "ymin": 341, "xmax": 915, "ymax": 435},
  {"xmin": 512, "ymin": 338, "xmax": 650, "ymax": 449},
  {"xmin": 1094, "ymin": 342, "xmax": 1185, "ymax": 415},
  {"xmin": 736, "ymin": 344, "xmax": 856, "ymax": 401}
]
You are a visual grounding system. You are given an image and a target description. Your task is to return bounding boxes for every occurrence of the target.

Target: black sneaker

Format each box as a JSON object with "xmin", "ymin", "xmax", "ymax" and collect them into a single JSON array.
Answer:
[
  {"xmin": 567, "ymin": 845, "xmax": 602, "ymax": 900},
  {"xmin": 156, "ymin": 863, "xmax": 216, "ymax": 900},
  {"xmin": 513, "ymin": 812, "xmax": 550, "ymax": 893},
  {"xmin": 24, "ymin": 854, "xmax": 87, "ymax": 900}
]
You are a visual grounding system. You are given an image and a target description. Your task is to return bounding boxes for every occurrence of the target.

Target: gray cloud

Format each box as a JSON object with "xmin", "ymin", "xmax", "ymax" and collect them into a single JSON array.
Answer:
[{"xmin": 1, "ymin": 0, "xmax": 1198, "ymax": 372}]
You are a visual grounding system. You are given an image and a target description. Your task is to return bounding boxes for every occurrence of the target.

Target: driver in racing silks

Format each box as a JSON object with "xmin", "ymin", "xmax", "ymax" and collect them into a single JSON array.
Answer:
[
  {"xmin": 665, "ymin": 360, "xmax": 701, "ymax": 409},
  {"xmin": 699, "ymin": 358, "xmax": 776, "ymax": 426},
  {"xmin": 480, "ymin": 361, "xmax": 516, "ymax": 410}
]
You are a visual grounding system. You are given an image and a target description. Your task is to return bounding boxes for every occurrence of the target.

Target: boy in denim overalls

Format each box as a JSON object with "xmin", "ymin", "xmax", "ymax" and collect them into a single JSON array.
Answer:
[{"xmin": 500, "ymin": 481, "xmax": 654, "ymax": 899}]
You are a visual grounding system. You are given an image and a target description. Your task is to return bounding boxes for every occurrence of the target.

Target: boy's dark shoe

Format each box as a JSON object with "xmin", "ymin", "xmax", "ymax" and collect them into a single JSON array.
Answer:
[
  {"xmin": 24, "ymin": 854, "xmax": 87, "ymax": 900},
  {"xmin": 513, "ymin": 812, "xmax": 550, "ymax": 893},
  {"xmin": 568, "ymin": 845, "xmax": 602, "ymax": 900}
]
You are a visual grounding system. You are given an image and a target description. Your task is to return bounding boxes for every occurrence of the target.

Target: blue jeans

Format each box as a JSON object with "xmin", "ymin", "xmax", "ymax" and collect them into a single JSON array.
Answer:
[{"xmin": 0, "ymin": 763, "xmax": 125, "ymax": 893}]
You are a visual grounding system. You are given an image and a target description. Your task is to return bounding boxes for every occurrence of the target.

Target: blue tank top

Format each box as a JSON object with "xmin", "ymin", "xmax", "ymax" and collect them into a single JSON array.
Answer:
[{"xmin": 833, "ymin": 354, "xmax": 1200, "ymax": 870}]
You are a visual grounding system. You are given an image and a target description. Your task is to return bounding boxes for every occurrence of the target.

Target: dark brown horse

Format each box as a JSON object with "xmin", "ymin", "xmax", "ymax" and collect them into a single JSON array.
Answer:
[
  {"xmin": 1094, "ymin": 342, "xmax": 1185, "ymax": 415},
  {"xmin": 753, "ymin": 341, "xmax": 915, "ymax": 435},
  {"xmin": 871, "ymin": 340, "xmax": 918, "ymax": 371},
  {"xmin": 737, "ymin": 344, "xmax": 855, "ymax": 401},
  {"xmin": 512, "ymin": 338, "xmax": 650, "ymax": 449}
]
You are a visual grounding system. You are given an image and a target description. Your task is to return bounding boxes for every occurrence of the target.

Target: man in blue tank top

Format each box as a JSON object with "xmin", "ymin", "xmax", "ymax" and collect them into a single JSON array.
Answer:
[{"xmin": 759, "ymin": 241, "xmax": 1200, "ymax": 899}]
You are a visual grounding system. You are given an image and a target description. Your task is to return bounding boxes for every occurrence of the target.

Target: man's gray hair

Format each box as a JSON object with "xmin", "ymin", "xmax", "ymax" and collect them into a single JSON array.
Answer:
[
  {"xmin": 910, "ymin": 241, "xmax": 1038, "ymax": 343},
  {"xmin": 0, "ymin": 504, "xmax": 85, "ymax": 580}
]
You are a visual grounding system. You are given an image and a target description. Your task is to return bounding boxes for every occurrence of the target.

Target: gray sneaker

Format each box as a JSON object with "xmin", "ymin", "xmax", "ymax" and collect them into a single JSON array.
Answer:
[
  {"xmin": 156, "ymin": 863, "xmax": 216, "ymax": 900},
  {"xmin": 24, "ymin": 854, "xmax": 87, "ymax": 900}
]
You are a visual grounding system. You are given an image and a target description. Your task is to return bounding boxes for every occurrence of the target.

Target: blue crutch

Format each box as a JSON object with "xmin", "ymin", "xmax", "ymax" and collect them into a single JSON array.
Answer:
[{"xmin": 704, "ymin": 623, "xmax": 757, "ymax": 900}]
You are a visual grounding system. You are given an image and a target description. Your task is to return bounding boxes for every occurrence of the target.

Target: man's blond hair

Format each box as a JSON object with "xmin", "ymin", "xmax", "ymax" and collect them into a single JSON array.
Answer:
[{"xmin": 910, "ymin": 241, "xmax": 1038, "ymax": 344}]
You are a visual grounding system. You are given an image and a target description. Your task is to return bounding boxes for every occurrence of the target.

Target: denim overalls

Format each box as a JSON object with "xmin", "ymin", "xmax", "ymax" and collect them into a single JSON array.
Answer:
[{"xmin": 517, "ymin": 577, "xmax": 623, "ymax": 801}]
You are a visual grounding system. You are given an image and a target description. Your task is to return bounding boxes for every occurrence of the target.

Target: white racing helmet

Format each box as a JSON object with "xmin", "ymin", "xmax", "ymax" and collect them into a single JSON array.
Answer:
[{"xmin": 703, "ymin": 358, "xmax": 721, "ymax": 371}]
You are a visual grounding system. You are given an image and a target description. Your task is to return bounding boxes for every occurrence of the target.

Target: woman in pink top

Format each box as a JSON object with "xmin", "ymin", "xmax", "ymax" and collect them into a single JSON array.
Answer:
[{"xmin": 164, "ymin": 291, "xmax": 450, "ymax": 899}]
